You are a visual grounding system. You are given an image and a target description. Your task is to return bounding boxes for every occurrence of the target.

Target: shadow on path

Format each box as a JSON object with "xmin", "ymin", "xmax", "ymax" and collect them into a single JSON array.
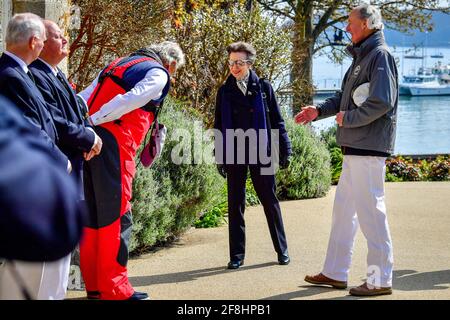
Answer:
[
  {"xmin": 261, "ymin": 269, "xmax": 450, "ymax": 300},
  {"xmin": 130, "ymin": 262, "xmax": 278, "ymax": 287}
]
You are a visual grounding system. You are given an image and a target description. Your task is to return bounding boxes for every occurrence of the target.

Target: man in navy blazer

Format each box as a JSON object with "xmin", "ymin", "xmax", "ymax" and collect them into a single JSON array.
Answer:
[
  {"xmin": 28, "ymin": 20, "xmax": 102, "ymax": 300},
  {"xmin": 0, "ymin": 95, "xmax": 85, "ymax": 300},
  {"xmin": 0, "ymin": 13, "xmax": 68, "ymax": 170},
  {"xmin": 0, "ymin": 13, "xmax": 88, "ymax": 300}
]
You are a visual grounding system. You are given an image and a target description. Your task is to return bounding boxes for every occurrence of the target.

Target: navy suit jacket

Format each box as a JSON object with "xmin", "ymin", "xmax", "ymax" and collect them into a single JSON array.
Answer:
[
  {"xmin": 214, "ymin": 70, "xmax": 292, "ymax": 165},
  {"xmin": 29, "ymin": 60, "xmax": 94, "ymax": 190},
  {"xmin": 0, "ymin": 53, "xmax": 67, "ymax": 167},
  {"xmin": 0, "ymin": 95, "xmax": 84, "ymax": 261},
  {"xmin": 29, "ymin": 59, "xmax": 94, "ymax": 157}
]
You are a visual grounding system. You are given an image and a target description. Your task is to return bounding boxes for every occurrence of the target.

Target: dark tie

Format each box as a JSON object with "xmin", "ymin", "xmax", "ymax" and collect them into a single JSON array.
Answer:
[
  {"xmin": 56, "ymin": 71, "xmax": 73, "ymax": 94},
  {"xmin": 56, "ymin": 71, "xmax": 88, "ymax": 120},
  {"xmin": 27, "ymin": 71, "xmax": 35, "ymax": 84}
]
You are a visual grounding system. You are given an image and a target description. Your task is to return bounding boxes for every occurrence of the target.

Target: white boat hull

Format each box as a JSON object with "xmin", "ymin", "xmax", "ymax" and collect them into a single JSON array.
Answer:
[{"xmin": 408, "ymin": 86, "xmax": 450, "ymax": 96}]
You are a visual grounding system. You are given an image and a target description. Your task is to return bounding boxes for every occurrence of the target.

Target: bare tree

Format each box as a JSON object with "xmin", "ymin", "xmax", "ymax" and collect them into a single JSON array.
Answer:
[
  {"xmin": 256, "ymin": 0, "xmax": 449, "ymax": 113},
  {"xmin": 68, "ymin": 0, "xmax": 172, "ymax": 90}
]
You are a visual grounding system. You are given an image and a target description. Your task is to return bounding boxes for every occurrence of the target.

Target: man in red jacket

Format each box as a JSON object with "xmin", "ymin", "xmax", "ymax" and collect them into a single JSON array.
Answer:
[{"xmin": 78, "ymin": 42, "xmax": 184, "ymax": 300}]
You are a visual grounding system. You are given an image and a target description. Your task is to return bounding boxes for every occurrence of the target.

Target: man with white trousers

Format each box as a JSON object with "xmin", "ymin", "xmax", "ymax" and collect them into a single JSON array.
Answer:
[{"xmin": 295, "ymin": 3, "xmax": 397, "ymax": 296}]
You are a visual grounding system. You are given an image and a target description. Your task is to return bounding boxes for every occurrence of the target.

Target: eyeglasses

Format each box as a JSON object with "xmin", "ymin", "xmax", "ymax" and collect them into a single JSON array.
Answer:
[{"xmin": 228, "ymin": 60, "xmax": 251, "ymax": 67}]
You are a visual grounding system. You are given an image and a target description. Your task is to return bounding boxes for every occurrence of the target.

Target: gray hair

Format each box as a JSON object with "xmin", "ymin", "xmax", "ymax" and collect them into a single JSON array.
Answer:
[
  {"xmin": 226, "ymin": 42, "xmax": 256, "ymax": 64},
  {"xmin": 5, "ymin": 13, "xmax": 45, "ymax": 45},
  {"xmin": 148, "ymin": 41, "xmax": 185, "ymax": 68},
  {"xmin": 355, "ymin": 3, "xmax": 384, "ymax": 30}
]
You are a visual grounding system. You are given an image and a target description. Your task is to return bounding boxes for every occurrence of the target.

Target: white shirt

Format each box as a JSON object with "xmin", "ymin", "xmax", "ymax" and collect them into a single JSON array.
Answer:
[
  {"xmin": 78, "ymin": 68, "xmax": 168, "ymax": 126},
  {"xmin": 38, "ymin": 58, "xmax": 99, "ymax": 147},
  {"xmin": 38, "ymin": 58, "xmax": 58, "ymax": 76},
  {"xmin": 4, "ymin": 51, "xmax": 29, "ymax": 73}
]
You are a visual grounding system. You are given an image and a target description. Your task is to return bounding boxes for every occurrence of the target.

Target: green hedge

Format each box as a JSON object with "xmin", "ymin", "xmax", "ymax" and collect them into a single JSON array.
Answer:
[
  {"xmin": 275, "ymin": 119, "xmax": 331, "ymax": 199},
  {"xmin": 386, "ymin": 156, "xmax": 450, "ymax": 182}
]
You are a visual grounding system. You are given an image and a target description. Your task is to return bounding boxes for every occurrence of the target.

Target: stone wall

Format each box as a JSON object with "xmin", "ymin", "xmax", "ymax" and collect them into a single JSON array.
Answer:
[
  {"xmin": 0, "ymin": 0, "xmax": 70, "ymax": 69},
  {"xmin": 0, "ymin": 0, "xmax": 13, "ymax": 52}
]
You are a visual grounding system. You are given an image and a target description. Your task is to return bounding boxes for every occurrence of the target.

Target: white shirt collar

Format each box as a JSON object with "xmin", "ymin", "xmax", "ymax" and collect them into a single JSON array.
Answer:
[
  {"xmin": 38, "ymin": 58, "xmax": 59, "ymax": 76},
  {"xmin": 4, "ymin": 51, "xmax": 29, "ymax": 74},
  {"xmin": 237, "ymin": 71, "xmax": 250, "ymax": 84}
]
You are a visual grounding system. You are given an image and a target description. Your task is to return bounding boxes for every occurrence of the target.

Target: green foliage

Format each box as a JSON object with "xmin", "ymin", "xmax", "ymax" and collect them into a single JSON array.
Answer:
[
  {"xmin": 386, "ymin": 158, "xmax": 422, "ymax": 181},
  {"xmin": 130, "ymin": 97, "xmax": 223, "ymax": 253},
  {"xmin": 194, "ymin": 184, "xmax": 228, "ymax": 228},
  {"xmin": 329, "ymin": 147, "xmax": 343, "ymax": 185},
  {"xmin": 245, "ymin": 177, "xmax": 261, "ymax": 206},
  {"xmin": 194, "ymin": 203, "xmax": 227, "ymax": 228},
  {"xmin": 276, "ymin": 119, "xmax": 331, "ymax": 199},
  {"xmin": 319, "ymin": 126, "xmax": 342, "ymax": 185},
  {"xmin": 194, "ymin": 173, "xmax": 262, "ymax": 228},
  {"xmin": 428, "ymin": 158, "xmax": 450, "ymax": 181},
  {"xmin": 386, "ymin": 156, "xmax": 450, "ymax": 182}
]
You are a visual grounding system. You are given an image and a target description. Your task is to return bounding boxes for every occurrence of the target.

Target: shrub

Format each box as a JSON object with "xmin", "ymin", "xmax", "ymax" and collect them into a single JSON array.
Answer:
[
  {"xmin": 130, "ymin": 98, "xmax": 223, "ymax": 253},
  {"xmin": 386, "ymin": 156, "xmax": 450, "ymax": 182},
  {"xmin": 319, "ymin": 126, "xmax": 342, "ymax": 184},
  {"xmin": 194, "ymin": 203, "xmax": 227, "ymax": 228},
  {"xmin": 195, "ymin": 184, "xmax": 228, "ymax": 228},
  {"xmin": 246, "ymin": 178, "xmax": 261, "ymax": 206},
  {"xmin": 386, "ymin": 157, "xmax": 422, "ymax": 181},
  {"xmin": 428, "ymin": 157, "xmax": 450, "ymax": 181},
  {"xmin": 276, "ymin": 119, "xmax": 331, "ymax": 199}
]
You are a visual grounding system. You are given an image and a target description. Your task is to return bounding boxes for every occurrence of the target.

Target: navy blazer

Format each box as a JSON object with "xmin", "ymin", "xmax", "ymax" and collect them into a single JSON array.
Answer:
[
  {"xmin": 0, "ymin": 53, "xmax": 68, "ymax": 167},
  {"xmin": 214, "ymin": 70, "xmax": 292, "ymax": 164},
  {"xmin": 0, "ymin": 95, "xmax": 84, "ymax": 261},
  {"xmin": 29, "ymin": 59, "xmax": 95, "ymax": 159}
]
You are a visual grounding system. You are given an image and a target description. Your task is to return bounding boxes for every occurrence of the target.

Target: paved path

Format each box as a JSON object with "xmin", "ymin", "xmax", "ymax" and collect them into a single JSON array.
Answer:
[{"xmin": 68, "ymin": 182, "xmax": 450, "ymax": 300}]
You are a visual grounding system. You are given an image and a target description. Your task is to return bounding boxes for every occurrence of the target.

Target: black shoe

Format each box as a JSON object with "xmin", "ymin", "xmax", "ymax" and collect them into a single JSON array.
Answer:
[
  {"xmin": 86, "ymin": 291, "xmax": 100, "ymax": 300},
  {"xmin": 227, "ymin": 260, "xmax": 244, "ymax": 269},
  {"xmin": 278, "ymin": 253, "xmax": 290, "ymax": 265},
  {"xmin": 127, "ymin": 291, "xmax": 150, "ymax": 300}
]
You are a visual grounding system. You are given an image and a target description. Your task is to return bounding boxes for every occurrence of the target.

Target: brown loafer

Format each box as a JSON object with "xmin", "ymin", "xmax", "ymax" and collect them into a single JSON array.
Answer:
[
  {"xmin": 349, "ymin": 282, "xmax": 393, "ymax": 296},
  {"xmin": 304, "ymin": 273, "xmax": 347, "ymax": 289}
]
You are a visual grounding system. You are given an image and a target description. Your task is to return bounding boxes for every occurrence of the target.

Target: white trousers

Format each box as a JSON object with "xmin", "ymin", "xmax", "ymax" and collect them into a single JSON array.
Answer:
[
  {"xmin": 0, "ymin": 254, "xmax": 71, "ymax": 300},
  {"xmin": 322, "ymin": 155, "xmax": 394, "ymax": 287},
  {"xmin": 38, "ymin": 254, "xmax": 71, "ymax": 300}
]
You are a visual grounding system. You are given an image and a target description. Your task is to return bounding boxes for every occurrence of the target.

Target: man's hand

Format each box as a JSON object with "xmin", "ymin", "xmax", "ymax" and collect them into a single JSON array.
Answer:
[
  {"xmin": 294, "ymin": 106, "xmax": 319, "ymax": 125},
  {"xmin": 217, "ymin": 164, "xmax": 227, "ymax": 178},
  {"xmin": 91, "ymin": 134, "xmax": 103, "ymax": 155},
  {"xmin": 279, "ymin": 156, "xmax": 290, "ymax": 169},
  {"xmin": 84, "ymin": 134, "xmax": 103, "ymax": 161},
  {"xmin": 335, "ymin": 111, "xmax": 345, "ymax": 127}
]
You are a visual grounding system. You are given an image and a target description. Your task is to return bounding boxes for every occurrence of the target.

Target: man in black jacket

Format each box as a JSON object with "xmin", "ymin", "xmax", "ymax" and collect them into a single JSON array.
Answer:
[{"xmin": 214, "ymin": 42, "xmax": 292, "ymax": 269}]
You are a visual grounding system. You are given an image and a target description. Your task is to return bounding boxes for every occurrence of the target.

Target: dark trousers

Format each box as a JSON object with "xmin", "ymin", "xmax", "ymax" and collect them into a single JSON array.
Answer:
[{"xmin": 226, "ymin": 164, "xmax": 288, "ymax": 261}]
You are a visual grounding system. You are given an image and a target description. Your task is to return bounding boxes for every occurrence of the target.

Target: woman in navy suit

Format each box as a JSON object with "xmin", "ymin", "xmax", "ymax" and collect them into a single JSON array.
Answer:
[{"xmin": 214, "ymin": 42, "xmax": 292, "ymax": 269}]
